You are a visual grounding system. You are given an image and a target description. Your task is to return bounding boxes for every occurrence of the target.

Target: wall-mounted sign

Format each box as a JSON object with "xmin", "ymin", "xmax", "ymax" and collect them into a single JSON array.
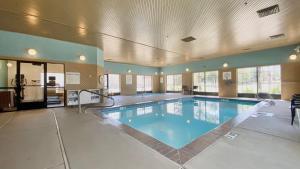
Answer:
[
  {"xmin": 66, "ymin": 72, "xmax": 80, "ymax": 84},
  {"xmin": 126, "ymin": 74, "xmax": 132, "ymax": 85},
  {"xmin": 223, "ymin": 72, "xmax": 232, "ymax": 80},
  {"xmin": 160, "ymin": 77, "xmax": 164, "ymax": 83}
]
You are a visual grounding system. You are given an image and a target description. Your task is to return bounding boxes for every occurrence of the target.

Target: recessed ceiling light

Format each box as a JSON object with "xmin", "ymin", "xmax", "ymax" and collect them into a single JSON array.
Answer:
[
  {"xmin": 79, "ymin": 55, "xmax": 86, "ymax": 61},
  {"xmin": 289, "ymin": 54, "xmax": 297, "ymax": 60},
  {"xmin": 127, "ymin": 69, "xmax": 132, "ymax": 73},
  {"xmin": 28, "ymin": 48, "xmax": 37, "ymax": 56},
  {"xmin": 223, "ymin": 63, "xmax": 229, "ymax": 68},
  {"xmin": 7, "ymin": 62, "xmax": 13, "ymax": 67},
  {"xmin": 160, "ymin": 72, "xmax": 164, "ymax": 75},
  {"xmin": 181, "ymin": 36, "xmax": 196, "ymax": 42},
  {"xmin": 185, "ymin": 68, "xmax": 190, "ymax": 72}
]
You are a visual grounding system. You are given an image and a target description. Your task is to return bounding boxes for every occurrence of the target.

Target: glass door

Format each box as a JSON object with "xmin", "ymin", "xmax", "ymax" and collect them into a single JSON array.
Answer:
[
  {"xmin": 17, "ymin": 61, "xmax": 47, "ymax": 109},
  {"xmin": 46, "ymin": 63, "xmax": 65, "ymax": 108}
]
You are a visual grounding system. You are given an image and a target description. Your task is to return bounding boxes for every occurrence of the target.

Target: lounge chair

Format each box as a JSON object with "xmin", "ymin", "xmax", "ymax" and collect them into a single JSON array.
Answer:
[{"xmin": 291, "ymin": 94, "xmax": 300, "ymax": 125}]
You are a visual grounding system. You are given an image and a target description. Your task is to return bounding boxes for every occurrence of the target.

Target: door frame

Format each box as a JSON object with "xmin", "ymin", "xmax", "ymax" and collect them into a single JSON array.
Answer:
[{"xmin": 16, "ymin": 60, "xmax": 47, "ymax": 110}]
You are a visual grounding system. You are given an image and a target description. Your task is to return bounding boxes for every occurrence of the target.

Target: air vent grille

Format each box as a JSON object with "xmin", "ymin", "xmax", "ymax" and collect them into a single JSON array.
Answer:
[
  {"xmin": 181, "ymin": 36, "xmax": 196, "ymax": 42},
  {"xmin": 243, "ymin": 48, "xmax": 251, "ymax": 51},
  {"xmin": 257, "ymin": 4, "xmax": 280, "ymax": 18},
  {"xmin": 269, "ymin": 33, "xmax": 285, "ymax": 39}
]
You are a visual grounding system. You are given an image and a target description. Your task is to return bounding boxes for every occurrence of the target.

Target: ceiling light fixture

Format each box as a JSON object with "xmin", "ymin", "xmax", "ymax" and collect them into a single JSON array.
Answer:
[
  {"xmin": 160, "ymin": 72, "xmax": 164, "ymax": 75},
  {"xmin": 223, "ymin": 62, "xmax": 229, "ymax": 68},
  {"xmin": 185, "ymin": 68, "xmax": 190, "ymax": 72},
  {"xmin": 79, "ymin": 55, "xmax": 86, "ymax": 61},
  {"xmin": 128, "ymin": 69, "xmax": 132, "ymax": 73},
  {"xmin": 289, "ymin": 54, "xmax": 297, "ymax": 60},
  {"xmin": 155, "ymin": 72, "xmax": 158, "ymax": 75},
  {"xmin": 28, "ymin": 48, "xmax": 37, "ymax": 56},
  {"xmin": 7, "ymin": 62, "xmax": 13, "ymax": 67}
]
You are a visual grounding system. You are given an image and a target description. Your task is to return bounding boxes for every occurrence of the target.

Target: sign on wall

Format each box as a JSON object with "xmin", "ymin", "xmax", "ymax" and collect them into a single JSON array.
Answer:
[
  {"xmin": 223, "ymin": 72, "xmax": 232, "ymax": 80},
  {"xmin": 66, "ymin": 72, "xmax": 80, "ymax": 84},
  {"xmin": 126, "ymin": 74, "xmax": 132, "ymax": 85}
]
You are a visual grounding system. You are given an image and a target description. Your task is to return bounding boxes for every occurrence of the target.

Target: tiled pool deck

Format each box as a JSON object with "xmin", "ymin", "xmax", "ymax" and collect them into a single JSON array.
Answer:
[{"xmin": 0, "ymin": 94, "xmax": 299, "ymax": 169}]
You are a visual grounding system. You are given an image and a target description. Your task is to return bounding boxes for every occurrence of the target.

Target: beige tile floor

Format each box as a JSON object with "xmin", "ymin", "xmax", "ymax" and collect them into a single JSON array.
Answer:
[{"xmin": 0, "ymin": 95, "xmax": 299, "ymax": 169}]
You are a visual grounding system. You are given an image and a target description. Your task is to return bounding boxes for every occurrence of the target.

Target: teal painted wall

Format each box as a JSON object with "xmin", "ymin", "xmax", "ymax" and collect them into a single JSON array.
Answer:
[
  {"xmin": 0, "ymin": 60, "xmax": 8, "ymax": 87},
  {"xmin": 104, "ymin": 61, "xmax": 160, "ymax": 75},
  {"xmin": 0, "ymin": 30, "xmax": 103, "ymax": 66},
  {"xmin": 0, "ymin": 30, "xmax": 297, "ymax": 75},
  {"xmin": 161, "ymin": 45, "xmax": 297, "ymax": 74}
]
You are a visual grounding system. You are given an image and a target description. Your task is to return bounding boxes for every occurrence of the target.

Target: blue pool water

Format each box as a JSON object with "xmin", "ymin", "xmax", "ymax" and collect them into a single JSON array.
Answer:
[{"xmin": 100, "ymin": 97, "xmax": 258, "ymax": 149}]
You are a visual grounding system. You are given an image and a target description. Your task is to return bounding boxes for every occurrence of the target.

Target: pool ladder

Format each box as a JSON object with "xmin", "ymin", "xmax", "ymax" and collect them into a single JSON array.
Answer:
[{"xmin": 78, "ymin": 89, "xmax": 115, "ymax": 113}]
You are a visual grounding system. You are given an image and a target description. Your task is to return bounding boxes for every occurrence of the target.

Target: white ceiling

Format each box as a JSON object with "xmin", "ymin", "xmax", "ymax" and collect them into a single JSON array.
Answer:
[{"xmin": 0, "ymin": 0, "xmax": 299, "ymax": 67}]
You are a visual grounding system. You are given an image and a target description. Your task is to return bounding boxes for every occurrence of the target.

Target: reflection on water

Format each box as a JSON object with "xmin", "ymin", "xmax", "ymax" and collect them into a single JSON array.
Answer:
[
  {"xmin": 194, "ymin": 101, "xmax": 220, "ymax": 124},
  {"xmin": 166, "ymin": 102, "xmax": 183, "ymax": 116},
  {"xmin": 101, "ymin": 98, "xmax": 257, "ymax": 149},
  {"xmin": 106, "ymin": 111, "xmax": 120, "ymax": 120},
  {"xmin": 137, "ymin": 106, "xmax": 153, "ymax": 116}
]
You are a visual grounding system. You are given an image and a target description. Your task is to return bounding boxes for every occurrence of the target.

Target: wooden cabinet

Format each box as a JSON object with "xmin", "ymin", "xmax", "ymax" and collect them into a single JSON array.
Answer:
[{"xmin": 0, "ymin": 90, "xmax": 15, "ymax": 111}]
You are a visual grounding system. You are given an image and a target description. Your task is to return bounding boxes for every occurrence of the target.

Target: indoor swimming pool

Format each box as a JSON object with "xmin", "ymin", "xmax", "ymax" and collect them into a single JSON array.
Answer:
[{"xmin": 100, "ymin": 97, "xmax": 258, "ymax": 149}]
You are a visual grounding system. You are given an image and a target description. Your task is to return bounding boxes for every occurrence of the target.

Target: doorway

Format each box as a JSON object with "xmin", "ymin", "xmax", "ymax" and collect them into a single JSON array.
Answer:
[
  {"xmin": 16, "ymin": 61, "xmax": 47, "ymax": 109},
  {"xmin": 46, "ymin": 63, "xmax": 65, "ymax": 108},
  {"xmin": 0, "ymin": 59, "xmax": 66, "ymax": 112}
]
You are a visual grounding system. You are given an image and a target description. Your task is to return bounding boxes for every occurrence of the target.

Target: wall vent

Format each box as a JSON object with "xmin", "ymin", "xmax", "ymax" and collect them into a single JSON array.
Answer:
[
  {"xmin": 243, "ymin": 48, "xmax": 251, "ymax": 51},
  {"xmin": 269, "ymin": 33, "xmax": 285, "ymax": 39},
  {"xmin": 257, "ymin": 4, "xmax": 280, "ymax": 18},
  {"xmin": 181, "ymin": 36, "xmax": 196, "ymax": 42}
]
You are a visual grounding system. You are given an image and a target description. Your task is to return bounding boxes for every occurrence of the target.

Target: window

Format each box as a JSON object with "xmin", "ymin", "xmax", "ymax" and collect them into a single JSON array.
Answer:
[
  {"xmin": 104, "ymin": 74, "xmax": 108, "ymax": 89},
  {"xmin": 41, "ymin": 73, "xmax": 64, "ymax": 87},
  {"xmin": 145, "ymin": 76, "xmax": 152, "ymax": 91},
  {"xmin": 137, "ymin": 75, "xmax": 152, "ymax": 92},
  {"xmin": 107, "ymin": 74, "xmax": 120, "ymax": 93},
  {"xmin": 205, "ymin": 71, "xmax": 219, "ymax": 92},
  {"xmin": 237, "ymin": 67, "xmax": 257, "ymax": 94},
  {"xmin": 167, "ymin": 75, "xmax": 174, "ymax": 91},
  {"xmin": 137, "ymin": 75, "xmax": 145, "ymax": 92},
  {"xmin": 193, "ymin": 71, "xmax": 218, "ymax": 93},
  {"xmin": 237, "ymin": 65, "xmax": 281, "ymax": 95},
  {"xmin": 193, "ymin": 72, "xmax": 205, "ymax": 92},
  {"xmin": 258, "ymin": 65, "xmax": 281, "ymax": 94},
  {"xmin": 166, "ymin": 74, "xmax": 182, "ymax": 92}
]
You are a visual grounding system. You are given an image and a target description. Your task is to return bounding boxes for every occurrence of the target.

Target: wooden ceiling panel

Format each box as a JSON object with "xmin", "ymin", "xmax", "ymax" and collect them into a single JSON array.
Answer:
[{"xmin": 0, "ymin": 0, "xmax": 300, "ymax": 67}]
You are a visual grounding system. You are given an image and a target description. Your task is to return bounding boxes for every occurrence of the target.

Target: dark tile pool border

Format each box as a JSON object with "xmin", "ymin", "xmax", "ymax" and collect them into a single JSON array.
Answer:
[{"xmin": 94, "ymin": 97, "xmax": 260, "ymax": 165}]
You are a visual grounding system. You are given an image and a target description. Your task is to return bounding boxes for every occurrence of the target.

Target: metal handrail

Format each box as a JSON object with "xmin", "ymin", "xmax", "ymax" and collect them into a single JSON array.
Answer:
[
  {"xmin": 256, "ymin": 92, "xmax": 275, "ymax": 106},
  {"xmin": 78, "ymin": 89, "xmax": 115, "ymax": 113}
]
